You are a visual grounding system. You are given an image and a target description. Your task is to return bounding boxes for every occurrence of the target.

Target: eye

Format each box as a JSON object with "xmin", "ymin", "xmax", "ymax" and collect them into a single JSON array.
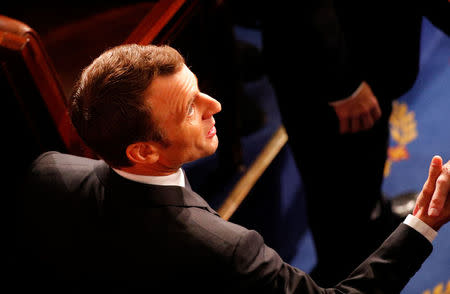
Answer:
[{"xmin": 187, "ymin": 103, "xmax": 195, "ymax": 117}]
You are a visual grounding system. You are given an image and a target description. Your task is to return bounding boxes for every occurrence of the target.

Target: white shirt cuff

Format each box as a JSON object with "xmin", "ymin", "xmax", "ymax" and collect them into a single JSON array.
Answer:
[{"xmin": 403, "ymin": 214, "xmax": 438, "ymax": 243}]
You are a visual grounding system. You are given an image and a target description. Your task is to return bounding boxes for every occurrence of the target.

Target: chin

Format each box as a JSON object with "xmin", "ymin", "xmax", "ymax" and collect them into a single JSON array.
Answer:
[
  {"xmin": 203, "ymin": 143, "xmax": 219, "ymax": 158},
  {"xmin": 209, "ymin": 136, "xmax": 219, "ymax": 153}
]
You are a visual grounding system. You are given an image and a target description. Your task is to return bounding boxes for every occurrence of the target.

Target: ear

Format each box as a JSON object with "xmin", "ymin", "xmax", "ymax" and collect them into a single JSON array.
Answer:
[{"xmin": 125, "ymin": 142, "xmax": 159, "ymax": 165}]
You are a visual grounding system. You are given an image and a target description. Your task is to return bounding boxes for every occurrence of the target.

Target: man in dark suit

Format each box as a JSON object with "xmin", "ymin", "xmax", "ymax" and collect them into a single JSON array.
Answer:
[
  {"xmin": 261, "ymin": 0, "xmax": 449, "ymax": 286},
  {"xmin": 15, "ymin": 44, "xmax": 450, "ymax": 293}
]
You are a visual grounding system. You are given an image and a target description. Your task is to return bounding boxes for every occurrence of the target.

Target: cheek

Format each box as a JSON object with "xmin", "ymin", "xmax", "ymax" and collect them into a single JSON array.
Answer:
[
  {"xmin": 183, "ymin": 120, "xmax": 204, "ymax": 142},
  {"xmin": 169, "ymin": 120, "xmax": 211, "ymax": 153},
  {"xmin": 167, "ymin": 128, "xmax": 200, "ymax": 153}
]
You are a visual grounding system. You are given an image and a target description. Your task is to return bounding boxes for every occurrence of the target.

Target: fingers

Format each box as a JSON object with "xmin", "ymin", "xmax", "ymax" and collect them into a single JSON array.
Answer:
[
  {"xmin": 429, "ymin": 160, "xmax": 450, "ymax": 216},
  {"xmin": 339, "ymin": 118, "xmax": 349, "ymax": 134},
  {"xmin": 371, "ymin": 104, "xmax": 382, "ymax": 121},
  {"xmin": 343, "ymin": 111, "xmax": 377, "ymax": 134},
  {"xmin": 338, "ymin": 102, "xmax": 381, "ymax": 134},
  {"xmin": 361, "ymin": 113, "xmax": 374, "ymax": 130},
  {"xmin": 341, "ymin": 115, "xmax": 373, "ymax": 134},
  {"xmin": 413, "ymin": 155, "xmax": 443, "ymax": 215},
  {"xmin": 350, "ymin": 117, "xmax": 360, "ymax": 133}
]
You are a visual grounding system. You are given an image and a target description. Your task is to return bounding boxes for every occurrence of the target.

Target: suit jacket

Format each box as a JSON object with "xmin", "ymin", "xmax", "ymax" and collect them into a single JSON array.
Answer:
[{"xmin": 14, "ymin": 151, "xmax": 432, "ymax": 293}]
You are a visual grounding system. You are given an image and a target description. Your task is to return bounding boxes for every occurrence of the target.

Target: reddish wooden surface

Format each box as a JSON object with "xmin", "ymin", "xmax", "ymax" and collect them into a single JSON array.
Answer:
[
  {"xmin": 0, "ymin": 15, "xmax": 94, "ymax": 158},
  {"xmin": 125, "ymin": 0, "xmax": 187, "ymax": 45}
]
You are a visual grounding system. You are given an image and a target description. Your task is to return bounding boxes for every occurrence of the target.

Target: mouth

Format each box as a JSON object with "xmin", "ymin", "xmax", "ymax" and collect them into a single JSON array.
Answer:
[{"xmin": 207, "ymin": 124, "xmax": 216, "ymax": 138}]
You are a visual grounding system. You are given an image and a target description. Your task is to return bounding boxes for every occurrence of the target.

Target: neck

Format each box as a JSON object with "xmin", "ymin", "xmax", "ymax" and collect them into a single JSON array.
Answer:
[{"xmin": 118, "ymin": 163, "xmax": 180, "ymax": 176}]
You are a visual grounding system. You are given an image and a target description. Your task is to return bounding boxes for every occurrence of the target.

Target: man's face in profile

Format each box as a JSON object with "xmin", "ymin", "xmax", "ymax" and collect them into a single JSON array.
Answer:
[{"xmin": 147, "ymin": 65, "xmax": 222, "ymax": 169}]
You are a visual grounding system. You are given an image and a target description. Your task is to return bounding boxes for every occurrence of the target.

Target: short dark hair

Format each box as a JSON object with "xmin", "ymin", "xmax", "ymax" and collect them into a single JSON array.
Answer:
[{"xmin": 69, "ymin": 44, "xmax": 185, "ymax": 167}]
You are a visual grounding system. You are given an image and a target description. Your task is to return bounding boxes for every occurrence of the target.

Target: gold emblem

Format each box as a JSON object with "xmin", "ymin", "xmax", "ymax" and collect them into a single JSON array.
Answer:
[
  {"xmin": 384, "ymin": 101, "xmax": 418, "ymax": 177},
  {"xmin": 422, "ymin": 280, "xmax": 450, "ymax": 294}
]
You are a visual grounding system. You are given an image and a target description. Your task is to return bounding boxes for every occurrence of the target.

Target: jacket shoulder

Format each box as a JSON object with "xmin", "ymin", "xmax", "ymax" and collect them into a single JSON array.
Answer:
[{"xmin": 28, "ymin": 151, "xmax": 104, "ymax": 193}]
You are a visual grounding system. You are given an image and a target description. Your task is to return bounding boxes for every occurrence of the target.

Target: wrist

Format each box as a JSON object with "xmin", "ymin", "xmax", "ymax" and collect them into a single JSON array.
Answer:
[
  {"xmin": 329, "ymin": 82, "xmax": 365, "ymax": 106},
  {"xmin": 404, "ymin": 214, "xmax": 437, "ymax": 243},
  {"xmin": 414, "ymin": 207, "xmax": 443, "ymax": 231}
]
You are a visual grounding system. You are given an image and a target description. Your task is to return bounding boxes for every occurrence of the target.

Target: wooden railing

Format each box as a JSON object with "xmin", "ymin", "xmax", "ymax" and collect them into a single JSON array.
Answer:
[{"xmin": 218, "ymin": 125, "xmax": 288, "ymax": 220}]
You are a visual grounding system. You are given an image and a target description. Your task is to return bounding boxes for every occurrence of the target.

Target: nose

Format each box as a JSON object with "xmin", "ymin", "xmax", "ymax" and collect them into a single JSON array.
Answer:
[{"xmin": 200, "ymin": 93, "xmax": 221, "ymax": 119}]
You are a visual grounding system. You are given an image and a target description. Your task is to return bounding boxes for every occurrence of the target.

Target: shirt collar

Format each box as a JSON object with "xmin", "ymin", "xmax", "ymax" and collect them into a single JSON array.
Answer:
[
  {"xmin": 95, "ymin": 162, "xmax": 219, "ymax": 217},
  {"xmin": 111, "ymin": 168, "xmax": 186, "ymax": 188}
]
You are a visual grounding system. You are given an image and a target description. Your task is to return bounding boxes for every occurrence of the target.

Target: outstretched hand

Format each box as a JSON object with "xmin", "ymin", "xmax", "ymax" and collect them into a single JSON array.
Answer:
[{"xmin": 413, "ymin": 155, "xmax": 450, "ymax": 231}]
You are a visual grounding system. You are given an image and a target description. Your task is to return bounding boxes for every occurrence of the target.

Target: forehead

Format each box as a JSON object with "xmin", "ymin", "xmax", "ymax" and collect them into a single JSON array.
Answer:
[
  {"xmin": 171, "ymin": 64, "xmax": 196, "ymax": 85},
  {"xmin": 147, "ymin": 64, "xmax": 195, "ymax": 95},
  {"xmin": 145, "ymin": 65, "xmax": 196, "ymax": 119}
]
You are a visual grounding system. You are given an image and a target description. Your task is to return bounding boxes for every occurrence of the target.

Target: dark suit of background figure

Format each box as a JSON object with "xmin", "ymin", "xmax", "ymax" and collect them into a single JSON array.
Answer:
[
  {"xmin": 261, "ymin": 0, "xmax": 450, "ymax": 287},
  {"xmin": 14, "ymin": 151, "xmax": 433, "ymax": 293}
]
